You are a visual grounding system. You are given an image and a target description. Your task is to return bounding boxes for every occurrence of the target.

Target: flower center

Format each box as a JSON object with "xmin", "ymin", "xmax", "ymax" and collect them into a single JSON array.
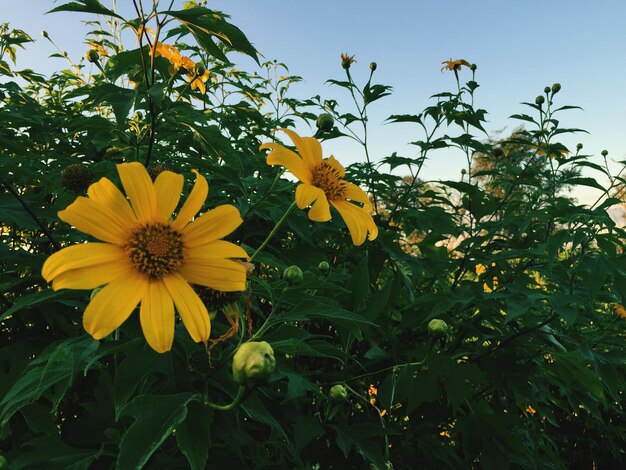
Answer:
[
  {"xmin": 125, "ymin": 223, "xmax": 184, "ymax": 280},
  {"xmin": 311, "ymin": 161, "xmax": 347, "ymax": 201}
]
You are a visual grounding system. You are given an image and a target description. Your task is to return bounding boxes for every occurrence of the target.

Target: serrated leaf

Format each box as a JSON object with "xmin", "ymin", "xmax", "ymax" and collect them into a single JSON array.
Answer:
[{"xmin": 47, "ymin": 0, "xmax": 124, "ymax": 20}]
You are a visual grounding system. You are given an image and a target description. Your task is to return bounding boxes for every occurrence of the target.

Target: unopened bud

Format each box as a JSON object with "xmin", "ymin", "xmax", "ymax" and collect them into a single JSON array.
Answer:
[
  {"xmin": 551, "ymin": 83, "xmax": 561, "ymax": 94},
  {"xmin": 470, "ymin": 63, "xmax": 477, "ymax": 71},
  {"xmin": 316, "ymin": 113, "xmax": 334, "ymax": 133},
  {"xmin": 283, "ymin": 265, "xmax": 303, "ymax": 285},
  {"xmin": 535, "ymin": 95, "xmax": 545, "ymax": 106},
  {"xmin": 329, "ymin": 384, "xmax": 348, "ymax": 402},
  {"xmin": 318, "ymin": 260, "xmax": 331, "ymax": 273},
  {"xmin": 41, "ymin": 31, "xmax": 49, "ymax": 38},
  {"xmin": 85, "ymin": 49, "xmax": 100, "ymax": 63},
  {"xmin": 544, "ymin": 86, "xmax": 551, "ymax": 94},
  {"xmin": 232, "ymin": 341, "xmax": 276, "ymax": 387},
  {"xmin": 601, "ymin": 150, "xmax": 608, "ymax": 157},
  {"xmin": 369, "ymin": 62, "xmax": 377, "ymax": 72},
  {"xmin": 427, "ymin": 319, "xmax": 449, "ymax": 337},
  {"xmin": 576, "ymin": 143, "xmax": 583, "ymax": 150},
  {"xmin": 61, "ymin": 164, "xmax": 94, "ymax": 194}
]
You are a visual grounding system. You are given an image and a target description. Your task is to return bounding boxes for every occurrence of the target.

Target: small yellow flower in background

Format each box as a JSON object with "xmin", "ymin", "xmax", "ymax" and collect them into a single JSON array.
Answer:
[
  {"xmin": 189, "ymin": 69, "xmax": 211, "ymax": 94},
  {"xmin": 526, "ymin": 405, "xmax": 537, "ymax": 415},
  {"xmin": 154, "ymin": 42, "xmax": 196, "ymax": 75},
  {"xmin": 340, "ymin": 52, "xmax": 356, "ymax": 70},
  {"xmin": 610, "ymin": 302, "xmax": 626, "ymax": 320},
  {"xmin": 441, "ymin": 58, "xmax": 471, "ymax": 72},
  {"xmin": 475, "ymin": 263, "xmax": 486, "ymax": 275},
  {"xmin": 483, "ymin": 276, "xmax": 498, "ymax": 293},
  {"xmin": 89, "ymin": 42, "xmax": 109, "ymax": 57},
  {"xmin": 42, "ymin": 162, "xmax": 248, "ymax": 353},
  {"xmin": 260, "ymin": 129, "xmax": 378, "ymax": 246}
]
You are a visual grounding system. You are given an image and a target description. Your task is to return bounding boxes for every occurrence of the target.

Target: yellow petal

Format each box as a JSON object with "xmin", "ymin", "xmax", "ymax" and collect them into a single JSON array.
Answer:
[
  {"xmin": 83, "ymin": 272, "xmax": 147, "ymax": 340},
  {"xmin": 185, "ymin": 240, "xmax": 248, "ymax": 260},
  {"xmin": 326, "ymin": 155, "xmax": 346, "ymax": 178},
  {"xmin": 279, "ymin": 128, "xmax": 323, "ymax": 168},
  {"xmin": 179, "ymin": 257, "xmax": 247, "ymax": 292},
  {"xmin": 140, "ymin": 281, "xmax": 175, "ymax": 353},
  {"xmin": 58, "ymin": 197, "xmax": 130, "ymax": 244},
  {"xmin": 87, "ymin": 177, "xmax": 138, "ymax": 229},
  {"xmin": 344, "ymin": 181, "xmax": 372, "ymax": 210},
  {"xmin": 296, "ymin": 183, "xmax": 331, "ymax": 222},
  {"xmin": 260, "ymin": 143, "xmax": 312, "ymax": 184},
  {"xmin": 42, "ymin": 243, "xmax": 127, "ymax": 282},
  {"xmin": 153, "ymin": 170, "xmax": 184, "ymax": 222},
  {"xmin": 171, "ymin": 170, "xmax": 208, "ymax": 231},
  {"xmin": 332, "ymin": 200, "xmax": 378, "ymax": 246},
  {"xmin": 117, "ymin": 162, "xmax": 157, "ymax": 222},
  {"xmin": 51, "ymin": 259, "xmax": 134, "ymax": 290},
  {"xmin": 183, "ymin": 205, "xmax": 242, "ymax": 247},
  {"xmin": 308, "ymin": 194, "xmax": 332, "ymax": 222},
  {"xmin": 163, "ymin": 273, "xmax": 211, "ymax": 343}
]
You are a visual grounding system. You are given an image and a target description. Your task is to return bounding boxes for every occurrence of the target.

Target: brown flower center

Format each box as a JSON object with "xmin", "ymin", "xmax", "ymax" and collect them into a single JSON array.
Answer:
[
  {"xmin": 311, "ymin": 161, "xmax": 347, "ymax": 201},
  {"xmin": 125, "ymin": 223, "xmax": 184, "ymax": 280}
]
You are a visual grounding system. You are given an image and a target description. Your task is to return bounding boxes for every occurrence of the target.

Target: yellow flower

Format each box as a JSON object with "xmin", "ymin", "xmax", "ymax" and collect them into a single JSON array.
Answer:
[
  {"xmin": 41, "ymin": 163, "xmax": 248, "ymax": 353},
  {"xmin": 340, "ymin": 52, "xmax": 356, "ymax": 69},
  {"xmin": 154, "ymin": 42, "xmax": 195, "ymax": 75},
  {"xmin": 475, "ymin": 263, "xmax": 486, "ymax": 275},
  {"xmin": 188, "ymin": 69, "xmax": 211, "ymax": 94},
  {"xmin": 441, "ymin": 58, "xmax": 471, "ymax": 72},
  {"xmin": 610, "ymin": 302, "xmax": 626, "ymax": 320},
  {"xmin": 260, "ymin": 129, "xmax": 378, "ymax": 246}
]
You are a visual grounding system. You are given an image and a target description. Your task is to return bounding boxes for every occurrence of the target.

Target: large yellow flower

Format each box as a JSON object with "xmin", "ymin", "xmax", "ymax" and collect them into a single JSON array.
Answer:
[
  {"xmin": 41, "ymin": 163, "xmax": 248, "ymax": 353},
  {"xmin": 441, "ymin": 58, "xmax": 471, "ymax": 72},
  {"xmin": 260, "ymin": 129, "xmax": 378, "ymax": 246}
]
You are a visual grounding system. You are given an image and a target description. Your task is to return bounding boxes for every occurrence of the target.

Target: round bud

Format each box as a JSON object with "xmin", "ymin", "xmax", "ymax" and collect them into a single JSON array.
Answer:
[
  {"xmin": 318, "ymin": 260, "xmax": 330, "ymax": 273},
  {"xmin": 316, "ymin": 113, "xmax": 334, "ymax": 133},
  {"xmin": 232, "ymin": 341, "xmax": 276, "ymax": 387},
  {"xmin": 194, "ymin": 63, "xmax": 206, "ymax": 76},
  {"xmin": 147, "ymin": 164, "xmax": 169, "ymax": 181},
  {"xmin": 41, "ymin": 31, "xmax": 49, "ymax": 38},
  {"xmin": 544, "ymin": 86, "xmax": 551, "ymax": 94},
  {"xmin": 427, "ymin": 319, "xmax": 449, "ymax": 337},
  {"xmin": 369, "ymin": 62, "xmax": 377, "ymax": 72},
  {"xmin": 85, "ymin": 49, "xmax": 100, "ymax": 63},
  {"xmin": 576, "ymin": 143, "xmax": 583, "ymax": 150},
  {"xmin": 535, "ymin": 95, "xmax": 545, "ymax": 105},
  {"xmin": 470, "ymin": 63, "xmax": 477, "ymax": 71},
  {"xmin": 460, "ymin": 168, "xmax": 467, "ymax": 175},
  {"xmin": 329, "ymin": 384, "xmax": 348, "ymax": 402},
  {"xmin": 601, "ymin": 150, "xmax": 608, "ymax": 157},
  {"xmin": 283, "ymin": 265, "xmax": 303, "ymax": 285},
  {"xmin": 551, "ymin": 83, "xmax": 561, "ymax": 94},
  {"xmin": 493, "ymin": 148, "xmax": 504, "ymax": 157},
  {"xmin": 61, "ymin": 164, "xmax": 94, "ymax": 194}
]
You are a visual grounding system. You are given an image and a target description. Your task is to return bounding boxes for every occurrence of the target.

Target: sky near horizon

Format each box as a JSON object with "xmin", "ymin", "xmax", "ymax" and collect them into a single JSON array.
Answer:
[{"xmin": 2, "ymin": 0, "xmax": 626, "ymax": 203}]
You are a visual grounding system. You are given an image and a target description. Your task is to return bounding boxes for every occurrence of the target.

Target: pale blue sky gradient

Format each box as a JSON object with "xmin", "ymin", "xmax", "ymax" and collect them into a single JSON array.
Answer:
[{"xmin": 2, "ymin": 0, "xmax": 626, "ymax": 202}]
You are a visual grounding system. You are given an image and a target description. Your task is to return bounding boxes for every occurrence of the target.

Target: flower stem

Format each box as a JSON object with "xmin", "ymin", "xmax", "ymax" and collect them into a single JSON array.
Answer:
[
  {"xmin": 204, "ymin": 386, "xmax": 249, "ymax": 411},
  {"xmin": 250, "ymin": 200, "xmax": 297, "ymax": 261}
]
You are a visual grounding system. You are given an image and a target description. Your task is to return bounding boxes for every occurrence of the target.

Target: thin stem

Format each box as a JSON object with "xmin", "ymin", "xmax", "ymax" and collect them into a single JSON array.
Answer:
[
  {"xmin": 204, "ymin": 386, "xmax": 249, "ymax": 411},
  {"xmin": 250, "ymin": 200, "xmax": 297, "ymax": 261}
]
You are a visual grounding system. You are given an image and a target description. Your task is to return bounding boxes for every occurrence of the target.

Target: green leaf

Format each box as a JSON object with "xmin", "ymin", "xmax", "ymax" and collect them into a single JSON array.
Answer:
[
  {"xmin": 1, "ymin": 288, "xmax": 84, "ymax": 321},
  {"xmin": 47, "ymin": 0, "xmax": 124, "ymax": 20},
  {"xmin": 117, "ymin": 393, "xmax": 195, "ymax": 470},
  {"xmin": 176, "ymin": 400, "xmax": 213, "ymax": 470}
]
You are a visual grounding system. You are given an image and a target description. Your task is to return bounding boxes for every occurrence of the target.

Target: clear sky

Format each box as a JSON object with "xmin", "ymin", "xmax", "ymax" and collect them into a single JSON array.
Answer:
[{"xmin": 2, "ymin": 0, "xmax": 626, "ymax": 203}]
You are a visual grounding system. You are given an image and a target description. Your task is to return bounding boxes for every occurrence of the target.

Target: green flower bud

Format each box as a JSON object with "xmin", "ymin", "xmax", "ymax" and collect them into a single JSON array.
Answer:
[
  {"xmin": 283, "ymin": 265, "xmax": 303, "ymax": 285},
  {"xmin": 551, "ymin": 83, "xmax": 561, "ymax": 94},
  {"xmin": 41, "ymin": 31, "xmax": 49, "ymax": 38},
  {"xmin": 493, "ymin": 148, "xmax": 504, "ymax": 157},
  {"xmin": 85, "ymin": 49, "xmax": 100, "ymax": 63},
  {"xmin": 576, "ymin": 143, "xmax": 583, "ymax": 150},
  {"xmin": 427, "ymin": 319, "xmax": 449, "ymax": 337},
  {"xmin": 544, "ymin": 86, "xmax": 551, "ymax": 94},
  {"xmin": 535, "ymin": 95, "xmax": 545, "ymax": 106},
  {"xmin": 601, "ymin": 150, "xmax": 608, "ymax": 157},
  {"xmin": 232, "ymin": 341, "xmax": 276, "ymax": 387},
  {"xmin": 316, "ymin": 113, "xmax": 334, "ymax": 133},
  {"xmin": 194, "ymin": 63, "xmax": 206, "ymax": 76},
  {"xmin": 369, "ymin": 62, "xmax": 377, "ymax": 72},
  {"xmin": 470, "ymin": 63, "xmax": 477, "ymax": 71},
  {"xmin": 62, "ymin": 164, "xmax": 94, "ymax": 194},
  {"xmin": 318, "ymin": 260, "xmax": 331, "ymax": 273},
  {"xmin": 329, "ymin": 384, "xmax": 348, "ymax": 402}
]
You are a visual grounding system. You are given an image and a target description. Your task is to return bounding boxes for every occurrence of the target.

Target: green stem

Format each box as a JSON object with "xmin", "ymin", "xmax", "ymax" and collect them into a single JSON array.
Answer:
[
  {"xmin": 250, "ymin": 200, "xmax": 297, "ymax": 261},
  {"xmin": 204, "ymin": 386, "xmax": 248, "ymax": 411}
]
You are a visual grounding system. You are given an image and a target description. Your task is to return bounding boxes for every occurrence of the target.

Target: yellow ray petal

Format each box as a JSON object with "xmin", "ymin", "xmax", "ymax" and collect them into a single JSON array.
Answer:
[
  {"xmin": 83, "ymin": 272, "xmax": 147, "ymax": 340},
  {"xmin": 179, "ymin": 257, "xmax": 247, "ymax": 292},
  {"xmin": 87, "ymin": 177, "xmax": 138, "ymax": 229},
  {"xmin": 185, "ymin": 240, "xmax": 248, "ymax": 261},
  {"xmin": 163, "ymin": 273, "xmax": 211, "ymax": 343},
  {"xmin": 42, "ymin": 243, "xmax": 127, "ymax": 282},
  {"xmin": 326, "ymin": 155, "xmax": 346, "ymax": 178},
  {"xmin": 260, "ymin": 143, "xmax": 312, "ymax": 184},
  {"xmin": 308, "ymin": 194, "xmax": 332, "ymax": 222},
  {"xmin": 279, "ymin": 128, "xmax": 323, "ymax": 168},
  {"xmin": 295, "ymin": 183, "xmax": 331, "ymax": 221},
  {"xmin": 344, "ymin": 181, "xmax": 372, "ymax": 210},
  {"xmin": 58, "ymin": 197, "xmax": 130, "ymax": 244},
  {"xmin": 51, "ymin": 258, "xmax": 134, "ymax": 290},
  {"xmin": 332, "ymin": 200, "xmax": 378, "ymax": 246},
  {"xmin": 153, "ymin": 170, "xmax": 184, "ymax": 222},
  {"xmin": 182, "ymin": 204, "xmax": 242, "ymax": 247},
  {"xmin": 140, "ymin": 281, "xmax": 175, "ymax": 353},
  {"xmin": 171, "ymin": 170, "xmax": 208, "ymax": 231},
  {"xmin": 117, "ymin": 162, "xmax": 157, "ymax": 222}
]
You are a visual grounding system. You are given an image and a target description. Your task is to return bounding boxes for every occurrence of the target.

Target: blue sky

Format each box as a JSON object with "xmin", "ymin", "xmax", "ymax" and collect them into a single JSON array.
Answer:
[{"xmin": 3, "ymin": 0, "xmax": 626, "ymax": 202}]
